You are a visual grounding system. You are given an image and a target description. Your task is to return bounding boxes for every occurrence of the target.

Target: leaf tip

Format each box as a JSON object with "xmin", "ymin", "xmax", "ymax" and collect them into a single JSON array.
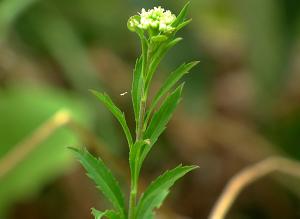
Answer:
[{"xmin": 68, "ymin": 146, "xmax": 79, "ymax": 153}]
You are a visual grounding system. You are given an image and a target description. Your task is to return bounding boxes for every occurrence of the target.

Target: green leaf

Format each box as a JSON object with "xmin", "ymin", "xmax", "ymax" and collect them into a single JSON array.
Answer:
[
  {"xmin": 90, "ymin": 90, "xmax": 133, "ymax": 148},
  {"xmin": 146, "ymin": 61, "xmax": 199, "ymax": 123},
  {"xmin": 92, "ymin": 208, "xmax": 120, "ymax": 219},
  {"xmin": 0, "ymin": 0, "xmax": 38, "ymax": 39},
  {"xmin": 166, "ymin": 37, "xmax": 183, "ymax": 48},
  {"xmin": 145, "ymin": 84, "xmax": 183, "ymax": 145},
  {"xmin": 131, "ymin": 57, "xmax": 144, "ymax": 126},
  {"xmin": 70, "ymin": 148, "xmax": 126, "ymax": 217},
  {"xmin": 142, "ymin": 84, "xmax": 183, "ymax": 163},
  {"xmin": 136, "ymin": 165, "xmax": 198, "ymax": 219},
  {"xmin": 150, "ymin": 35, "xmax": 168, "ymax": 43},
  {"xmin": 129, "ymin": 140, "xmax": 148, "ymax": 186},
  {"xmin": 172, "ymin": 2, "xmax": 190, "ymax": 28},
  {"xmin": 145, "ymin": 38, "xmax": 183, "ymax": 92},
  {"xmin": 176, "ymin": 18, "xmax": 192, "ymax": 32}
]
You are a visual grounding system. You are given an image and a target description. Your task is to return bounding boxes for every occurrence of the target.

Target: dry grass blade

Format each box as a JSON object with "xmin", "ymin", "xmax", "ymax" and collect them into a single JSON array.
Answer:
[
  {"xmin": 0, "ymin": 109, "xmax": 71, "ymax": 178},
  {"xmin": 208, "ymin": 156, "xmax": 300, "ymax": 219},
  {"xmin": 0, "ymin": 109, "xmax": 128, "ymax": 180}
]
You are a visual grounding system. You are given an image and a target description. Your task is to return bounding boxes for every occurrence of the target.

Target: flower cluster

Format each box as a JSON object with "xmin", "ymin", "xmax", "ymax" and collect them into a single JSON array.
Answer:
[{"xmin": 128, "ymin": 6, "xmax": 176, "ymax": 34}]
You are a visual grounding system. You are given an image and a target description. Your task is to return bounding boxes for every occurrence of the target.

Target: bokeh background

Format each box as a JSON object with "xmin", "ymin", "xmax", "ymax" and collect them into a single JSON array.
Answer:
[{"xmin": 1, "ymin": 0, "xmax": 300, "ymax": 218}]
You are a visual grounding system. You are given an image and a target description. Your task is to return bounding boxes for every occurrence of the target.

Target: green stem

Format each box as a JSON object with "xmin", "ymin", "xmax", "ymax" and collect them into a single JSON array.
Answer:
[
  {"xmin": 128, "ymin": 185, "xmax": 137, "ymax": 219},
  {"xmin": 129, "ymin": 41, "xmax": 150, "ymax": 219}
]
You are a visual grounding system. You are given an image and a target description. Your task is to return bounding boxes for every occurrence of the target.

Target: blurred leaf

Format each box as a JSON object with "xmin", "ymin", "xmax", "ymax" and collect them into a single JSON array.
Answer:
[
  {"xmin": 0, "ymin": 0, "xmax": 37, "ymax": 39},
  {"xmin": 16, "ymin": 3, "xmax": 122, "ymax": 150},
  {"xmin": 263, "ymin": 110, "xmax": 300, "ymax": 159},
  {"xmin": 33, "ymin": 9, "xmax": 102, "ymax": 93},
  {"xmin": 70, "ymin": 148, "xmax": 126, "ymax": 217},
  {"xmin": 135, "ymin": 165, "xmax": 198, "ymax": 219},
  {"xmin": 237, "ymin": 0, "xmax": 288, "ymax": 110},
  {"xmin": 0, "ymin": 85, "xmax": 90, "ymax": 215}
]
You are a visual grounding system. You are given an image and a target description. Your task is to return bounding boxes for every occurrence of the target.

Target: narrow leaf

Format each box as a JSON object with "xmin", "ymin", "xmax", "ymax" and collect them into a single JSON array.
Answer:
[
  {"xmin": 131, "ymin": 57, "xmax": 144, "ymax": 125},
  {"xmin": 92, "ymin": 208, "xmax": 120, "ymax": 219},
  {"xmin": 145, "ymin": 38, "xmax": 183, "ymax": 92},
  {"xmin": 144, "ymin": 84, "xmax": 183, "ymax": 145},
  {"xmin": 146, "ymin": 61, "xmax": 199, "ymax": 122},
  {"xmin": 172, "ymin": 2, "xmax": 190, "ymax": 27},
  {"xmin": 90, "ymin": 90, "xmax": 133, "ymax": 148},
  {"xmin": 176, "ymin": 18, "xmax": 192, "ymax": 32},
  {"xmin": 136, "ymin": 165, "xmax": 198, "ymax": 219},
  {"xmin": 141, "ymin": 84, "xmax": 183, "ymax": 163},
  {"xmin": 129, "ymin": 140, "xmax": 148, "ymax": 186},
  {"xmin": 70, "ymin": 148, "xmax": 126, "ymax": 217}
]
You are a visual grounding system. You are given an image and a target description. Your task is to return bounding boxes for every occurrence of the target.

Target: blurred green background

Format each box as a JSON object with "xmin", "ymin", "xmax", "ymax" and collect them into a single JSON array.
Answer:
[{"xmin": 1, "ymin": 0, "xmax": 300, "ymax": 218}]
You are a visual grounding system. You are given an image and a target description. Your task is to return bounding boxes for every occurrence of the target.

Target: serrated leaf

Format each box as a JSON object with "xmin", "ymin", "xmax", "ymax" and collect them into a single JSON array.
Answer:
[
  {"xmin": 70, "ymin": 148, "xmax": 126, "ymax": 217},
  {"xmin": 92, "ymin": 208, "xmax": 120, "ymax": 219},
  {"xmin": 172, "ymin": 2, "xmax": 190, "ymax": 28},
  {"xmin": 146, "ymin": 61, "xmax": 199, "ymax": 123},
  {"xmin": 136, "ymin": 165, "xmax": 198, "ymax": 219},
  {"xmin": 90, "ymin": 90, "xmax": 133, "ymax": 148},
  {"xmin": 131, "ymin": 57, "xmax": 144, "ymax": 126}
]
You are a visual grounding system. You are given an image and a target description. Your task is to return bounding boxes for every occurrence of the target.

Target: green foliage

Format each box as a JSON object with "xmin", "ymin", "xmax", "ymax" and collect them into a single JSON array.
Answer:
[
  {"xmin": 92, "ymin": 208, "xmax": 120, "ymax": 219},
  {"xmin": 143, "ymin": 84, "xmax": 184, "ymax": 156},
  {"xmin": 72, "ymin": 2, "xmax": 198, "ymax": 218},
  {"xmin": 172, "ymin": 2, "xmax": 191, "ymax": 28},
  {"xmin": 90, "ymin": 90, "xmax": 133, "ymax": 148},
  {"xmin": 0, "ymin": 0, "xmax": 37, "ymax": 39},
  {"xmin": 131, "ymin": 57, "xmax": 144, "ymax": 126},
  {"xmin": 136, "ymin": 165, "xmax": 198, "ymax": 219},
  {"xmin": 70, "ymin": 147, "xmax": 126, "ymax": 218},
  {"xmin": 146, "ymin": 61, "xmax": 200, "ymax": 124}
]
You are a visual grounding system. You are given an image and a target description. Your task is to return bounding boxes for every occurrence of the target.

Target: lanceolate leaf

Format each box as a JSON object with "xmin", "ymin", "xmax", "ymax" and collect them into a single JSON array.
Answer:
[
  {"xmin": 90, "ymin": 90, "xmax": 133, "ymax": 148},
  {"xmin": 129, "ymin": 140, "xmax": 148, "ymax": 186},
  {"xmin": 144, "ymin": 84, "xmax": 183, "ymax": 145},
  {"xmin": 141, "ymin": 84, "xmax": 183, "ymax": 163},
  {"xmin": 146, "ymin": 61, "xmax": 199, "ymax": 122},
  {"xmin": 131, "ymin": 57, "xmax": 144, "ymax": 126},
  {"xmin": 172, "ymin": 2, "xmax": 190, "ymax": 28},
  {"xmin": 176, "ymin": 18, "xmax": 192, "ymax": 33},
  {"xmin": 145, "ymin": 38, "xmax": 183, "ymax": 93},
  {"xmin": 136, "ymin": 165, "xmax": 198, "ymax": 219},
  {"xmin": 70, "ymin": 148, "xmax": 126, "ymax": 217},
  {"xmin": 92, "ymin": 208, "xmax": 120, "ymax": 219}
]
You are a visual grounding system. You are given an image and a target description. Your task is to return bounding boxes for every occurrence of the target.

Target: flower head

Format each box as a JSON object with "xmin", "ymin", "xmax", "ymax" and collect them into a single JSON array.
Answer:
[{"xmin": 128, "ymin": 6, "xmax": 176, "ymax": 35}]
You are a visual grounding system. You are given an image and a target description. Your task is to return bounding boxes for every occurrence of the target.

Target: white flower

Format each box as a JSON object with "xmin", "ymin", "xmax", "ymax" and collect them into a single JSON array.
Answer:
[{"xmin": 129, "ymin": 6, "xmax": 176, "ymax": 34}]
